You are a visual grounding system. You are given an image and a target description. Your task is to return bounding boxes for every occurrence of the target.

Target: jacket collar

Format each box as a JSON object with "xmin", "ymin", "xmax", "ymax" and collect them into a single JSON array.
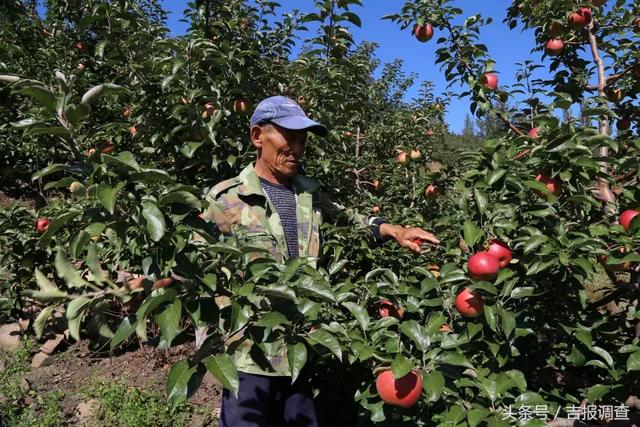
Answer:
[{"xmin": 236, "ymin": 163, "xmax": 319, "ymax": 197}]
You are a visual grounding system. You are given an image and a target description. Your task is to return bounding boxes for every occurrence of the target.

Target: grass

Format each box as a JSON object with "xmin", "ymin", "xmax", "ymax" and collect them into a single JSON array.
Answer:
[
  {"xmin": 0, "ymin": 337, "xmax": 64, "ymax": 427},
  {"xmin": 79, "ymin": 379, "xmax": 202, "ymax": 427}
]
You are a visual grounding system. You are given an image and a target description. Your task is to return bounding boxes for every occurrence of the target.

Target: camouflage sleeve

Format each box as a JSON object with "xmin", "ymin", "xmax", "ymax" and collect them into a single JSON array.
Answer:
[
  {"xmin": 314, "ymin": 190, "xmax": 387, "ymax": 243},
  {"xmin": 203, "ymin": 192, "xmax": 232, "ymax": 235}
]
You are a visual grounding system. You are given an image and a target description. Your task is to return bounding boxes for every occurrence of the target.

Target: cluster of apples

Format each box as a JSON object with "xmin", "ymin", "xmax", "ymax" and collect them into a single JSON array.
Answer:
[
  {"xmin": 456, "ymin": 240, "xmax": 513, "ymax": 318},
  {"xmin": 545, "ymin": 4, "xmax": 601, "ymax": 56},
  {"xmin": 396, "ymin": 149, "xmax": 422, "ymax": 164}
]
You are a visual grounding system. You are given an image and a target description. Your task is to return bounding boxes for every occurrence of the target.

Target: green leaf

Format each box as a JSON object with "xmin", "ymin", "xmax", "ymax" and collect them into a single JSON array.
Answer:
[
  {"xmin": 81, "ymin": 83, "xmax": 124, "ymax": 104},
  {"xmin": 586, "ymin": 384, "xmax": 610, "ymax": 402},
  {"xmin": 33, "ymin": 306, "xmax": 56, "ymax": 339},
  {"xmin": 287, "ymin": 342, "xmax": 308, "ymax": 383},
  {"xmin": 15, "ymin": 85, "xmax": 58, "ymax": 111},
  {"xmin": 423, "ymin": 370, "xmax": 445, "ymax": 402},
  {"xmin": 474, "ymin": 188, "xmax": 488, "ymax": 214},
  {"xmin": 156, "ymin": 299, "xmax": 182, "ymax": 349},
  {"xmin": 136, "ymin": 289, "xmax": 177, "ymax": 319},
  {"xmin": 591, "ymin": 346, "xmax": 614, "ymax": 368},
  {"xmin": 67, "ymin": 314, "xmax": 83, "ymax": 341},
  {"xmin": 96, "ymin": 184, "xmax": 117, "ymax": 215},
  {"xmin": 110, "ymin": 315, "xmax": 138, "ymax": 352},
  {"xmin": 463, "ymin": 221, "xmax": 482, "ymax": 248},
  {"xmin": 28, "ymin": 127, "xmax": 71, "ymax": 138},
  {"xmin": 55, "ymin": 250, "xmax": 87, "ymax": 288},
  {"xmin": 468, "ymin": 407, "xmax": 490, "ymax": 427},
  {"xmin": 295, "ymin": 276, "xmax": 336, "ymax": 302},
  {"xmin": 400, "ymin": 320, "xmax": 430, "ymax": 352},
  {"xmin": 167, "ymin": 360, "xmax": 205, "ymax": 409},
  {"xmin": 32, "ymin": 164, "xmax": 66, "ymax": 181},
  {"xmin": 391, "ymin": 353, "xmax": 413, "ymax": 379},
  {"xmin": 342, "ymin": 302, "xmax": 370, "ymax": 331},
  {"xmin": 254, "ymin": 311, "xmax": 289, "ymax": 328},
  {"xmin": 305, "ymin": 329, "xmax": 342, "ymax": 361},
  {"xmin": 203, "ymin": 354, "xmax": 239, "ymax": 396},
  {"xmin": 487, "ymin": 169, "xmax": 506, "ymax": 186},
  {"xmin": 159, "ymin": 191, "xmax": 201, "ymax": 210},
  {"xmin": 627, "ymin": 351, "xmax": 640, "ymax": 371},
  {"xmin": 66, "ymin": 296, "xmax": 91, "ymax": 320},
  {"xmin": 142, "ymin": 201, "xmax": 166, "ymax": 241},
  {"xmin": 31, "ymin": 269, "xmax": 69, "ymax": 301}
]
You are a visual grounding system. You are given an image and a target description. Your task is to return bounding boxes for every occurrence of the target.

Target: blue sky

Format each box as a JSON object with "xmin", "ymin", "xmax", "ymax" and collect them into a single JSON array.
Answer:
[{"xmin": 163, "ymin": 1, "xmax": 539, "ymax": 133}]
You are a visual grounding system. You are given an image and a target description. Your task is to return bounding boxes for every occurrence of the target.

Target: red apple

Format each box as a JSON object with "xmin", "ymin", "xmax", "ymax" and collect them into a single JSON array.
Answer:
[
  {"xmin": 75, "ymin": 41, "xmax": 88, "ymax": 52},
  {"xmin": 410, "ymin": 149, "xmax": 421, "ymax": 160},
  {"xmin": 482, "ymin": 73, "xmax": 498, "ymax": 91},
  {"xmin": 528, "ymin": 127, "xmax": 539, "ymax": 138},
  {"xmin": 76, "ymin": 63, "xmax": 85, "ymax": 71},
  {"xmin": 378, "ymin": 300, "xmax": 405, "ymax": 320},
  {"xmin": 373, "ymin": 179, "xmax": 381, "ymax": 191},
  {"xmin": 534, "ymin": 173, "xmax": 562, "ymax": 198},
  {"xmin": 201, "ymin": 102, "xmax": 219, "ymax": 119},
  {"xmin": 372, "ymin": 206, "xmax": 381, "ymax": 214},
  {"xmin": 467, "ymin": 252, "xmax": 500, "ymax": 281},
  {"xmin": 396, "ymin": 151, "xmax": 408, "ymax": 164},
  {"xmin": 153, "ymin": 277, "xmax": 174, "ymax": 289},
  {"xmin": 101, "ymin": 144, "xmax": 114, "ymax": 154},
  {"xmin": 486, "ymin": 239, "xmax": 512, "ymax": 269},
  {"xmin": 606, "ymin": 88, "xmax": 624, "ymax": 103},
  {"xmin": 413, "ymin": 23, "xmax": 434, "ymax": 42},
  {"xmin": 425, "ymin": 184, "xmax": 440, "ymax": 199},
  {"xmin": 616, "ymin": 117, "xmax": 631, "ymax": 131},
  {"xmin": 455, "ymin": 288, "xmax": 485, "ymax": 318},
  {"xmin": 545, "ymin": 39, "xmax": 564, "ymax": 56},
  {"xmin": 376, "ymin": 369, "xmax": 423, "ymax": 408},
  {"xmin": 619, "ymin": 209, "xmax": 640, "ymax": 231},
  {"xmin": 425, "ymin": 130, "xmax": 435, "ymax": 137},
  {"xmin": 130, "ymin": 125, "xmax": 138, "ymax": 136},
  {"xmin": 35, "ymin": 217, "xmax": 51, "ymax": 233},
  {"xmin": 568, "ymin": 8, "xmax": 592, "ymax": 29},
  {"xmin": 233, "ymin": 98, "xmax": 252, "ymax": 115}
]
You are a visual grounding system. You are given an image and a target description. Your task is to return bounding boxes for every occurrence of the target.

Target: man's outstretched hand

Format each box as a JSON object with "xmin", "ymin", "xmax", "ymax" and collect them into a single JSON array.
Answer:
[{"xmin": 380, "ymin": 223, "xmax": 440, "ymax": 255}]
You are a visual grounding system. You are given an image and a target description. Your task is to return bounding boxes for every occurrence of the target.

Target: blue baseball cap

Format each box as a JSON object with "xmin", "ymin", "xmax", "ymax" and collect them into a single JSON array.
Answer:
[{"xmin": 250, "ymin": 96, "xmax": 328, "ymax": 137}]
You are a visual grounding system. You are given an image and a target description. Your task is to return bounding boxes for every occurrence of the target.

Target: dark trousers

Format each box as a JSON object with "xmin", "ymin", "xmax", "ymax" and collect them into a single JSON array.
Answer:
[{"xmin": 219, "ymin": 371, "xmax": 319, "ymax": 427}]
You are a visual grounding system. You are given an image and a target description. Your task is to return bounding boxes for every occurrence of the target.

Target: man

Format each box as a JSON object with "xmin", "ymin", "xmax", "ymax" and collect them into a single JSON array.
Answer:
[{"xmin": 204, "ymin": 95, "xmax": 439, "ymax": 427}]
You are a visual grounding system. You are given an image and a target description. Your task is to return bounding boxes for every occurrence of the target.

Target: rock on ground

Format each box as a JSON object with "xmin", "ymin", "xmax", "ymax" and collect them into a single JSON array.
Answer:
[{"xmin": 0, "ymin": 323, "xmax": 23, "ymax": 352}]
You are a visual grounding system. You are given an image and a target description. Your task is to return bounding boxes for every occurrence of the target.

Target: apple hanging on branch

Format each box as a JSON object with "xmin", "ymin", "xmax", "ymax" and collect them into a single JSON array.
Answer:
[
  {"xmin": 413, "ymin": 23, "xmax": 434, "ymax": 42},
  {"xmin": 467, "ymin": 252, "xmax": 500, "ymax": 281},
  {"xmin": 35, "ymin": 218, "xmax": 51, "ymax": 233},
  {"xmin": 545, "ymin": 38, "xmax": 564, "ymax": 56},
  {"xmin": 455, "ymin": 288, "xmax": 485, "ymax": 318},
  {"xmin": 481, "ymin": 72, "xmax": 498, "ymax": 91},
  {"xmin": 375, "ymin": 369, "xmax": 423, "ymax": 408},
  {"xmin": 619, "ymin": 209, "xmax": 640, "ymax": 231}
]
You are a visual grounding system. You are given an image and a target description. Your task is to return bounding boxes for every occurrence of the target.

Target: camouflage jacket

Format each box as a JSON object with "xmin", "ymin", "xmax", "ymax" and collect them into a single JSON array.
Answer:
[{"xmin": 203, "ymin": 163, "xmax": 380, "ymax": 376}]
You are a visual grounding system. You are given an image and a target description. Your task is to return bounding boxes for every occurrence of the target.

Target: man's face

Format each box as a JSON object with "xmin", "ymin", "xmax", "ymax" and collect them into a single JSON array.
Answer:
[{"xmin": 252, "ymin": 122, "xmax": 307, "ymax": 180}]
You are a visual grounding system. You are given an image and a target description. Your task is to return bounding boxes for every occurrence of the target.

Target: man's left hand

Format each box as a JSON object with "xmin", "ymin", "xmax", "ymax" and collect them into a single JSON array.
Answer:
[{"xmin": 380, "ymin": 224, "xmax": 440, "ymax": 255}]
